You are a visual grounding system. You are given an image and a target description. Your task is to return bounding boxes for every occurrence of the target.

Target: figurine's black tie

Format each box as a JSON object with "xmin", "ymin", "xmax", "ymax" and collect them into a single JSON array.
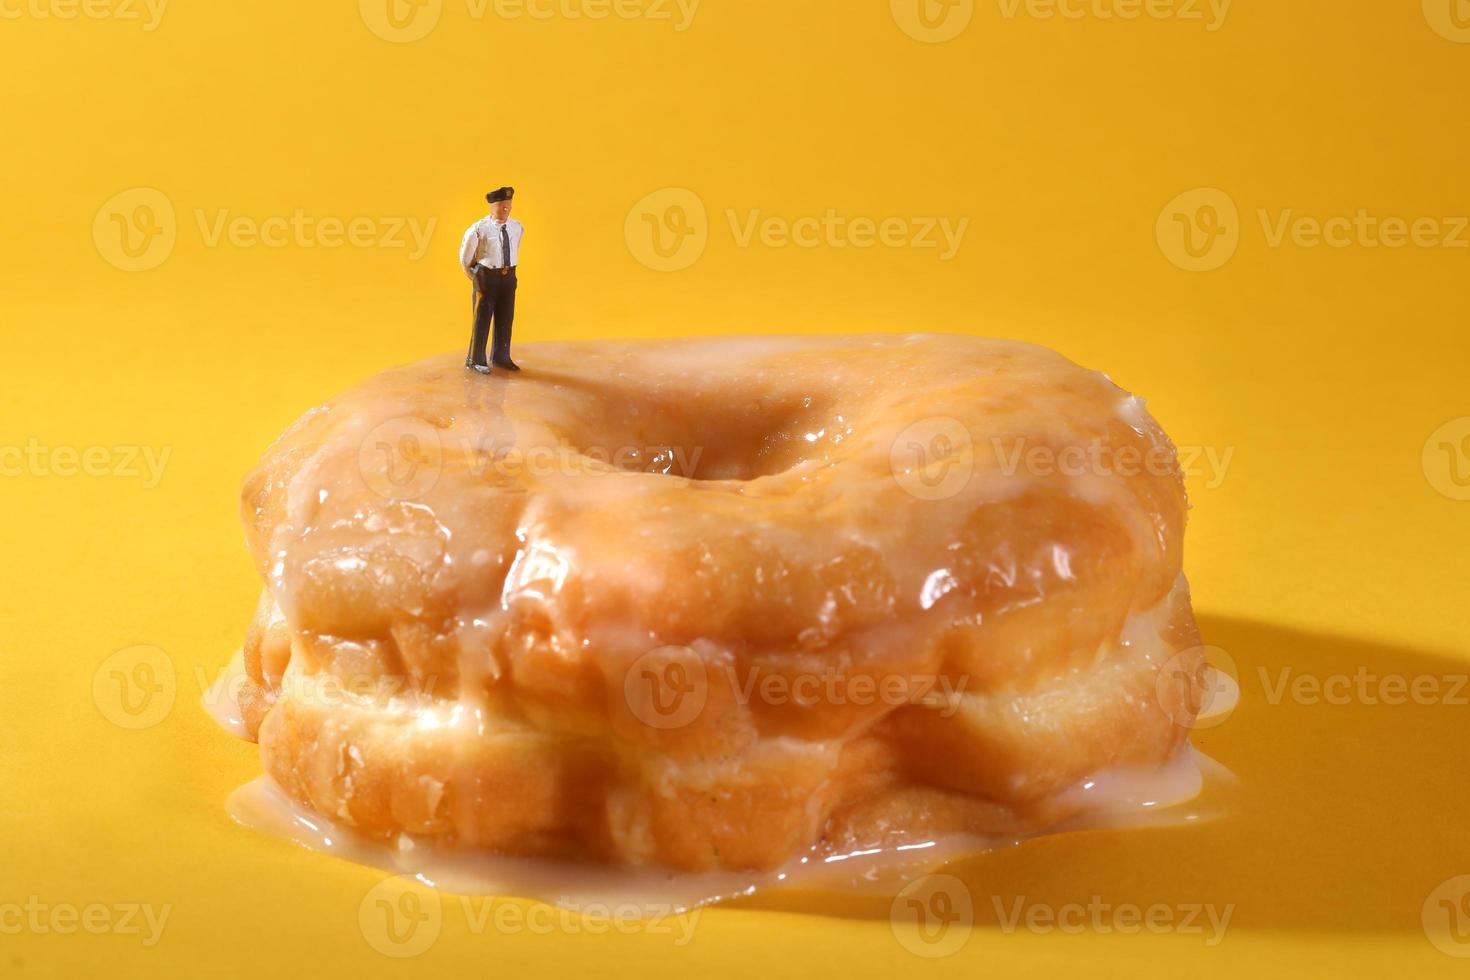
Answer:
[{"xmin": 500, "ymin": 224, "xmax": 511, "ymax": 269}]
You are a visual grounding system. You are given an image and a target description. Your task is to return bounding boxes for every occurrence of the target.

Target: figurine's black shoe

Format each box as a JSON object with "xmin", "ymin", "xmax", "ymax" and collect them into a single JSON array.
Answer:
[
  {"xmin": 492, "ymin": 358, "xmax": 520, "ymax": 372},
  {"xmin": 467, "ymin": 363, "xmax": 493, "ymax": 375}
]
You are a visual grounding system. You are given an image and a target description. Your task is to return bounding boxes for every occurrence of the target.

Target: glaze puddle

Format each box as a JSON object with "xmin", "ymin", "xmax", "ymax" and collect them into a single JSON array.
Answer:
[
  {"xmin": 210, "ymin": 648, "xmax": 1234, "ymax": 911},
  {"xmin": 223, "ymin": 747, "xmax": 1230, "ymax": 912}
]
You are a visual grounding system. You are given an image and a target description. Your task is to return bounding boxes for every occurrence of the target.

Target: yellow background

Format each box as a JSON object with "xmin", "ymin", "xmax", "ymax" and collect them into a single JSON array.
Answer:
[{"xmin": 3, "ymin": 0, "xmax": 1469, "ymax": 975}]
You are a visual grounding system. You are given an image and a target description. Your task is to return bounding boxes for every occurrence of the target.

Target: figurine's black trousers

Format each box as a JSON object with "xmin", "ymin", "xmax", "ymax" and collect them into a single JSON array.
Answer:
[{"xmin": 468, "ymin": 266, "xmax": 517, "ymax": 367}]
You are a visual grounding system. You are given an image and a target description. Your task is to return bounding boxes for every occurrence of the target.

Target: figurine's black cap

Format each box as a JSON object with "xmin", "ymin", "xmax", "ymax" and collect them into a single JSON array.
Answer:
[{"xmin": 487, "ymin": 187, "xmax": 515, "ymax": 204}]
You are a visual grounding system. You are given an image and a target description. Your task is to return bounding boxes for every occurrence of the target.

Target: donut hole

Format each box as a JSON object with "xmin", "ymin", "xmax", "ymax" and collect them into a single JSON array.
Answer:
[{"xmin": 572, "ymin": 391, "xmax": 842, "ymax": 482}]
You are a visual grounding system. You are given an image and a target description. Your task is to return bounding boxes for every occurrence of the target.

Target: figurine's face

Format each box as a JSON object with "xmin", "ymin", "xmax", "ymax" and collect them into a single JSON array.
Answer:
[{"xmin": 490, "ymin": 200, "xmax": 513, "ymax": 221}]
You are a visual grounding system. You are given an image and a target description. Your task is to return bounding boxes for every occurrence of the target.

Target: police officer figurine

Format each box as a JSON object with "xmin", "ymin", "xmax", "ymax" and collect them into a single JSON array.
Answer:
[{"xmin": 460, "ymin": 186, "xmax": 523, "ymax": 373}]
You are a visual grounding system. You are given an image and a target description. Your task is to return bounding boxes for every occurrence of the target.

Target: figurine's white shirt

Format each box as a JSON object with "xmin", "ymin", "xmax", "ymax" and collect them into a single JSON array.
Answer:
[{"xmin": 460, "ymin": 216, "xmax": 524, "ymax": 275}]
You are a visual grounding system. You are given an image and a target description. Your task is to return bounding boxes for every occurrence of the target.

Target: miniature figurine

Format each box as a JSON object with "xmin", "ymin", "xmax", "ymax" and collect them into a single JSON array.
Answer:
[{"xmin": 460, "ymin": 186, "xmax": 523, "ymax": 374}]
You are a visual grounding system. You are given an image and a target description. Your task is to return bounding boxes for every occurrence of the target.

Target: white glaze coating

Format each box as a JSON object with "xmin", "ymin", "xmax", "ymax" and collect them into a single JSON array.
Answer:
[{"xmin": 222, "ymin": 335, "xmax": 1206, "ymax": 873}]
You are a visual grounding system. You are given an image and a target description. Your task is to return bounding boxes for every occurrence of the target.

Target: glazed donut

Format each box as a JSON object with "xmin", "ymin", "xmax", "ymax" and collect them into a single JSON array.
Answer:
[{"xmin": 230, "ymin": 334, "xmax": 1204, "ymax": 872}]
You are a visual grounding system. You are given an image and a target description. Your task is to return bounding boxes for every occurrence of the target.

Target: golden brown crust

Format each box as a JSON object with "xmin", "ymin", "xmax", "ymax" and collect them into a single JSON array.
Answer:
[{"xmin": 228, "ymin": 335, "xmax": 1204, "ymax": 871}]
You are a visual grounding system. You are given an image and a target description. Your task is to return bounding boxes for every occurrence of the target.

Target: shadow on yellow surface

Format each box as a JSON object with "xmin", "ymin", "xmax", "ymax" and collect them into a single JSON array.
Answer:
[{"xmin": 739, "ymin": 615, "xmax": 1470, "ymax": 937}]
